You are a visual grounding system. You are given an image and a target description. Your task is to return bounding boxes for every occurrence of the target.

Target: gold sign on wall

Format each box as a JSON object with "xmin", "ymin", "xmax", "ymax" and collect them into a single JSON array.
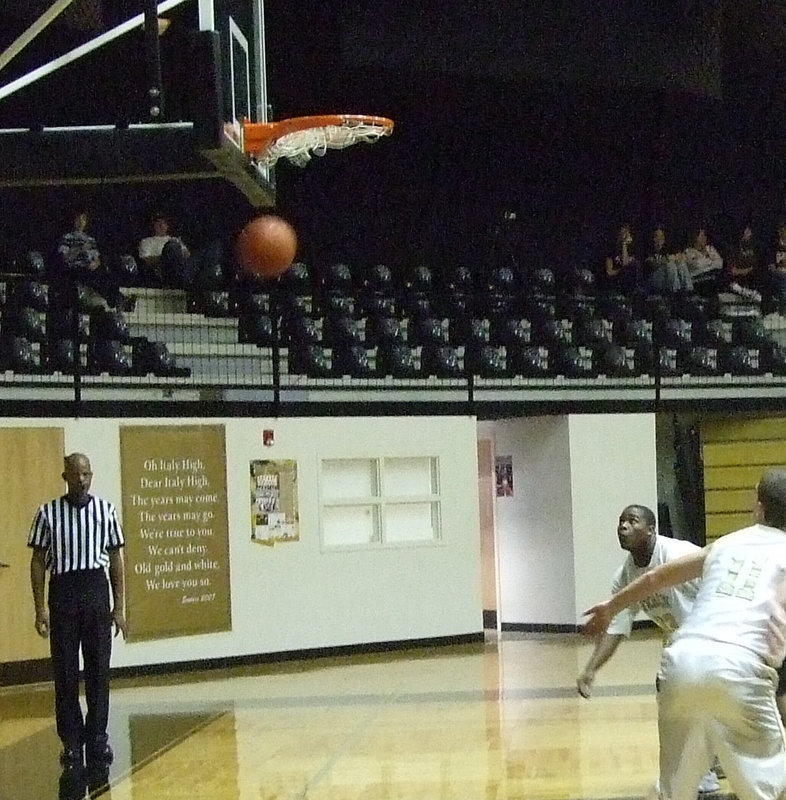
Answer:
[{"xmin": 119, "ymin": 425, "xmax": 231, "ymax": 642}]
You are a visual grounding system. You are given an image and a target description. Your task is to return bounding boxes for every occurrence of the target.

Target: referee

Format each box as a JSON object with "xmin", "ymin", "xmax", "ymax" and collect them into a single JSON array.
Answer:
[{"xmin": 28, "ymin": 452, "xmax": 127, "ymax": 769}]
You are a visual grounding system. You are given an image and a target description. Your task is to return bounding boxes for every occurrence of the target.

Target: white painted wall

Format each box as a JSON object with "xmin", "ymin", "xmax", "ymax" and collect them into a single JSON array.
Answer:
[
  {"xmin": 568, "ymin": 414, "xmax": 658, "ymax": 620},
  {"xmin": 478, "ymin": 414, "xmax": 658, "ymax": 626},
  {"xmin": 1, "ymin": 415, "xmax": 482, "ymax": 668}
]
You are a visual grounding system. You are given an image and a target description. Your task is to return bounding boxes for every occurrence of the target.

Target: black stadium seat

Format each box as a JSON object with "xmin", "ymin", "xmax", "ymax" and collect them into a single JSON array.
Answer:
[
  {"xmin": 508, "ymin": 344, "xmax": 550, "ymax": 377},
  {"xmin": 1, "ymin": 334, "xmax": 39, "ymax": 373},
  {"xmin": 377, "ymin": 343, "xmax": 421, "ymax": 377}
]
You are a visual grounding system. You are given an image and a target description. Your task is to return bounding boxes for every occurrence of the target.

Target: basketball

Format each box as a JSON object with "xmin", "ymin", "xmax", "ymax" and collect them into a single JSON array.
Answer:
[{"xmin": 235, "ymin": 215, "xmax": 298, "ymax": 279}]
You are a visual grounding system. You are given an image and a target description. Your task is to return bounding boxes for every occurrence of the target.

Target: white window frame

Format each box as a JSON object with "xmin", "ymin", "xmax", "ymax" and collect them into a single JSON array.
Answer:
[{"xmin": 319, "ymin": 456, "xmax": 442, "ymax": 550}]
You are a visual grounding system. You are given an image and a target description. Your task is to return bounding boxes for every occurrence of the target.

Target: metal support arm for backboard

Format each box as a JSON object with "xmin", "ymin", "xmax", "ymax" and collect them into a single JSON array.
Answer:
[
  {"xmin": 0, "ymin": 0, "xmax": 77, "ymax": 73},
  {"xmin": 0, "ymin": 0, "xmax": 191, "ymax": 102},
  {"xmin": 144, "ymin": 0, "xmax": 165, "ymax": 120}
]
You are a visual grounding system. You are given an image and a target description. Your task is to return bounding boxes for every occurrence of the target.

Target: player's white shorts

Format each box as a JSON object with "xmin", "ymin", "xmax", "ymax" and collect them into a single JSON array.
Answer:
[{"xmin": 656, "ymin": 638, "xmax": 786, "ymax": 800}]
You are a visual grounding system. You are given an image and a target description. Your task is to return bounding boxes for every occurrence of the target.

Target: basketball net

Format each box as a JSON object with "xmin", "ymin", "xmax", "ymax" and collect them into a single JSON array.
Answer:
[{"xmin": 242, "ymin": 114, "xmax": 394, "ymax": 168}]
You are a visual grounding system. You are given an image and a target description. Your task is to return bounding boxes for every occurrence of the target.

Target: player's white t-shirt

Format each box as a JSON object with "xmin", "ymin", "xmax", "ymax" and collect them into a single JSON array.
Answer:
[
  {"xmin": 670, "ymin": 523, "xmax": 786, "ymax": 665},
  {"xmin": 607, "ymin": 535, "xmax": 702, "ymax": 637},
  {"xmin": 138, "ymin": 235, "xmax": 184, "ymax": 260}
]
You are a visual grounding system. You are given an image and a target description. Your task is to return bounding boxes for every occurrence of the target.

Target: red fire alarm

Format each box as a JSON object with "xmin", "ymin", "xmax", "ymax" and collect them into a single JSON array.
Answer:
[{"xmin": 262, "ymin": 429, "xmax": 275, "ymax": 447}]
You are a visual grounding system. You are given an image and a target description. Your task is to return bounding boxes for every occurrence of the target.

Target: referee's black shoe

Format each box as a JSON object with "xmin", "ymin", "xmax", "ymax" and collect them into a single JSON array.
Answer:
[
  {"xmin": 86, "ymin": 737, "xmax": 113, "ymax": 765},
  {"xmin": 59, "ymin": 745, "xmax": 83, "ymax": 769}
]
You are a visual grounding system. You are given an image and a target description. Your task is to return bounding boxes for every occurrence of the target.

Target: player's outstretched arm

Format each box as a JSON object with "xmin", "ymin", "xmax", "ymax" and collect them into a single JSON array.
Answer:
[
  {"xmin": 582, "ymin": 549, "xmax": 707, "ymax": 638},
  {"xmin": 577, "ymin": 632, "xmax": 624, "ymax": 698}
]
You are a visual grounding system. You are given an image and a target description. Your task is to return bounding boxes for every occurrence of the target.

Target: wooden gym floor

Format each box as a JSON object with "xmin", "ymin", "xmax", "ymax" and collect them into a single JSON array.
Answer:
[{"xmin": 0, "ymin": 630, "xmax": 737, "ymax": 799}]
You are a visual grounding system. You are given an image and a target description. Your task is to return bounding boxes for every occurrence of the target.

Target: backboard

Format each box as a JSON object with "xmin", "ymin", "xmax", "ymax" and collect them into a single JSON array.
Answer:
[{"xmin": 0, "ymin": 0, "xmax": 274, "ymax": 206}]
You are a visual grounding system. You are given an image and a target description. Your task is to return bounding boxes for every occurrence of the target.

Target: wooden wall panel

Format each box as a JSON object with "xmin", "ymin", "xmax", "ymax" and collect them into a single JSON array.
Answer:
[
  {"xmin": 0, "ymin": 428, "xmax": 65, "ymax": 664},
  {"xmin": 706, "ymin": 512, "xmax": 755, "ymax": 539},
  {"xmin": 701, "ymin": 416, "xmax": 786, "ymax": 544},
  {"xmin": 702, "ymin": 417, "xmax": 786, "ymax": 442},
  {"xmin": 704, "ymin": 488, "xmax": 755, "ymax": 513},
  {"xmin": 703, "ymin": 440, "xmax": 786, "ymax": 467},
  {"xmin": 703, "ymin": 465, "xmax": 773, "ymax": 489}
]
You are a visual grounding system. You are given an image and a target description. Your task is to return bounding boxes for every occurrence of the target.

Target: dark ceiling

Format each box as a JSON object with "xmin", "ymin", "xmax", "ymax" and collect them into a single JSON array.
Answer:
[{"xmin": 4, "ymin": 1, "xmax": 786, "ymax": 269}]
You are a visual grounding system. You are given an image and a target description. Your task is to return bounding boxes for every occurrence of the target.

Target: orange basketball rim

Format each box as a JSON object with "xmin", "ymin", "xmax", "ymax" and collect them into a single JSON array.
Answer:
[{"xmin": 241, "ymin": 114, "xmax": 394, "ymax": 168}]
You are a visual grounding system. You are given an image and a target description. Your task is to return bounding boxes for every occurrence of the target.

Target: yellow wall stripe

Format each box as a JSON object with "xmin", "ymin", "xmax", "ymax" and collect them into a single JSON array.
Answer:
[{"xmin": 700, "ymin": 416, "xmax": 786, "ymax": 542}]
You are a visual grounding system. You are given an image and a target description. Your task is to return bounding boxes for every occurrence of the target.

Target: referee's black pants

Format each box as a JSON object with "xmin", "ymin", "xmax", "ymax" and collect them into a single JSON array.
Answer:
[{"xmin": 48, "ymin": 570, "xmax": 113, "ymax": 750}]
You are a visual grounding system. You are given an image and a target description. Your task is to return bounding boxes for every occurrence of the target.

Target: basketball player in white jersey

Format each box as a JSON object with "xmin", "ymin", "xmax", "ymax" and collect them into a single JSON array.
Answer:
[
  {"xmin": 577, "ymin": 504, "xmax": 719, "ymax": 794},
  {"xmin": 583, "ymin": 469, "xmax": 786, "ymax": 800},
  {"xmin": 577, "ymin": 504, "xmax": 701, "ymax": 696}
]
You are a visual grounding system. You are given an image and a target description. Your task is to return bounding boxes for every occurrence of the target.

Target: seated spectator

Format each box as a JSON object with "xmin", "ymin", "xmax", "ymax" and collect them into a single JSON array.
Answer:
[
  {"xmin": 682, "ymin": 226, "xmax": 723, "ymax": 296},
  {"xmin": 603, "ymin": 223, "xmax": 642, "ymax": 295},
  {"xmin": 55, "ymin": 209, "xmax": 134, "ymax": 311},
  {"xmin": 643, "ymin": 225, "xmax": 693, "ymax": 295},
  {"xmin": 138, "ymin": 211, "xmax": 222, "ymax": 289},
  {"xmin": 767, "ymin": 220, "xmax": 786, "ymax": 314},
  {"xmin": 724, "ymin": 222, "xmax": 764, "ymax": 304}
]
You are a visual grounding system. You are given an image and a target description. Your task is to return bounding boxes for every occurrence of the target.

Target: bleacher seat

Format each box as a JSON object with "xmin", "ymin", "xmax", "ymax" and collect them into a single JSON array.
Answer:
[
  {"xmin": 681, "ymin": 346, "xmax": 720, "ymax": 377},
  {"xmin": 4, "ymin": 306, "xmax": 47, "ymax": 342},
  {"xmin": 365, "ymin": 314, "xmax": 405, "ymax": 346},
  {"xmin": 238, "ymin": 312, "xmax": 274, "ymax": 346},
  {"xmin": 599, "ymin": 344, "xmax": 639, "ymax": 377},
  {"xmin": 324, "ymin": 315, "xmax": 365, "ymax": 349},
  {"xmin": 490, "ymin": 317, "xmax": 532, "ymax": 347},
  {"xmin": 466, "ymin": 344, "xmax": 507, "ymax": 378},
  {"xmin": 89, "ymin": 339, "xmax": 133, "ymax": 376},
  {"xmin": 10, "ymin": 280, "xmax": 48, "ymax": 311},
  {"xmin": 45, "ymin": 338, "xmax": 76, "ymax": 374},
  {"xmin": 508, "ymin": 344, "xmax": 550, "ymax": 377},
  {"xmin": 1, "ymin": 334, "xmax": 39, "ymax": 373},
  {"xmin": 14, "ymin": 251, "xmax": 47, "ymax": 278},
  {"xmin": 552, "ymin": 344, "xmax": 595, "ymax": 378},
  {"xmin": 285, "ymin": 314, "xmax": 322, "ymax": 347},
  {"xmin": 288, "ymin": 343, "xmax": 332, "ymax": 377},
  {"xmin": 333, "ymin": 344, "xmax": 375, "ymax": 378},
  {"xmin": 279, "ymin": 261, "xmax": 312, "ymax": 296},
  {"xmin": 409, "ymin": 316, "xmax": 450, "ymax": 347},
  {"xmin": 719, "ymin": 344, "xmax": 762, "ymax": 376},
  {"xmin": 377, "ymin": 343, "xmax": 421, "ymax": 377},
  {"xmin": 421, "ymin": 344, "xmax": 463, "ymax": 377},
  {"xmin": 321, "ymin": 263, "xmax": 354, "ymax": 295}
]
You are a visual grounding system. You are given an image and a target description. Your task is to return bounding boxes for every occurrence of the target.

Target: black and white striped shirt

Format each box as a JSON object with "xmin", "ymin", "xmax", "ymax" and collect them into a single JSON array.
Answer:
[{"xmin": 27, "ymin": 495, "xmax": 125, "ymax": 575}]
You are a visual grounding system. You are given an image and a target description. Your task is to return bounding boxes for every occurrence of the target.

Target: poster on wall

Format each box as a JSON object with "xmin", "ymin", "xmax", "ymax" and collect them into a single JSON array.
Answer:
[
  {"xmin": 119, "ymin": 425, "xmax": 231, "ymax": 642},
  {"xmin": 495, "ymin": 455, "xmax": 514, "ymax": 497},
  {"xmin": 250, "ymin": 459, "xmax": 299, "ymax": 546}
]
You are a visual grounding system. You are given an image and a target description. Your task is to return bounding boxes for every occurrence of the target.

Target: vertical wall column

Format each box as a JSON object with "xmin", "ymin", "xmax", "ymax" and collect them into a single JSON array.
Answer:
[{"xmin": 569, "ymin": 414, "xmax": 658, "ymax": 623}]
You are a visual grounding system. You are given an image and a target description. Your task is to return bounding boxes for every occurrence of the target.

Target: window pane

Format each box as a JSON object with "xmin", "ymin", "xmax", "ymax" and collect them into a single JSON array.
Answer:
[
  {"xmin": 384, "ymin": 502, "xmax": 440, "ymax": 542},
  {"xmin": 383, "ymin": 457, "xmax": 437, "ymax": 496},
  {"xmin": 322, "ymin": 505, "xmax": 379, "ymax": 546},
  {"xmin": 321, "ymin": 459, "xmax": 378, "ymax": 500}
]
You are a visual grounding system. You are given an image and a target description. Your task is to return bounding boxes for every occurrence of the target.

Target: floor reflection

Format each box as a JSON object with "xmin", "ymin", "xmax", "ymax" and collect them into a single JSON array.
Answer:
[
  {"xmin": 0, "ymin": 634, "xmax": 683, "ymax": 800},
  {"xmin": 0, "ymin": 690, "xmax": 219, "ymax": 800},
  {"xmin": 58, "ymin": 763, "xmax": 110, "ymax": 800}
]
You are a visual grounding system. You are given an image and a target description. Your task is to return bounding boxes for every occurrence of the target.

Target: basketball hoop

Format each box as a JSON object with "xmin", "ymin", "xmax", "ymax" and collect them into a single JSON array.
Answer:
[{"xmin": 242, "ymin": 114, "xmax": 394, "ymax": 168}]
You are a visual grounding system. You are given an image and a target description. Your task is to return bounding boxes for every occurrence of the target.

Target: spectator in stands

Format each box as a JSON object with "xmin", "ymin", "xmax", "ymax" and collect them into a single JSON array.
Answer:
[
  {"xmin": 724, "ymin": 222, "xmax": 764, "ymax": 305},
  {"xmin": 137, "ymin": 211, "xmax": 222, "ymax": 290},
  {"xmin": 643, "ymin": 225, "xmax": 693, "ymax": 295},
  {"xmin": 682, "ymin": 226, "xmax": 724, "ymax": 297},
  {"xmin": 56, "ymin": 210, "xmax": 135, "ymax": 312},
  {"xmin": 603, "ymin": 223, "xmax": 642, "ymax": 295},
  {"xmin": 767, "ymin": 220, "xmax": 786, "ymax": 315}
]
